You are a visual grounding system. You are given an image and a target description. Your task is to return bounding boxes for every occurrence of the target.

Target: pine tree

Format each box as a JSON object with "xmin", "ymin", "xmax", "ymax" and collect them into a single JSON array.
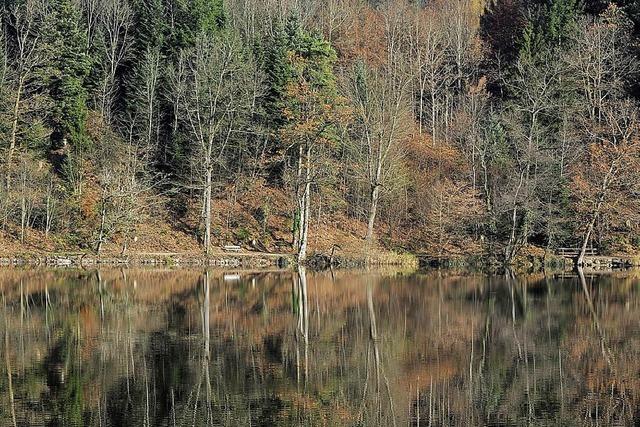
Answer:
[
  {"xmin": 0, "ymin": 23, "xmax": 10, "ymax": 149},
  {"xmin": 520, "ymin": 0, "xmax": 582, "ymax": 60},
  {"xmin": 46, "ymin": 0, "xmax": 91, "ymax": 151},
  {"xmin": 274, "ymin": 21, "xmax": 344, "ymax": 262},
  {"xmin": 260, "ymin": 21, "xmax": 295, "ymax": 132},
  {"xmin": 546, "ymin": 0, "xmax": 582, "ymax": 47},
  {"xmin": 130, "ymin": 0, "xmax": 166, "ymax": 56},
  {"xmin": 259, "ymin": 17, "xmax": 340, "ymax": 148},
  {"xmin": 193, "ymin": 0, "xmax": 226, "ymax": 35}
]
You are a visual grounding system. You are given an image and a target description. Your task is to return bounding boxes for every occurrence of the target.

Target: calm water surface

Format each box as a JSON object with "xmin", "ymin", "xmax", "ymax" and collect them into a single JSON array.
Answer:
[{"xmin": 1, "ymin": 267, "xmax": 639, "ymax": 426}]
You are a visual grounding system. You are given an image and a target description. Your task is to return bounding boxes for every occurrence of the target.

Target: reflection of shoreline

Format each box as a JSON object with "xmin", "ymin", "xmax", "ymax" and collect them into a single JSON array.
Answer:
[{"xmin": 0, "ymin": 269, "xmax": 296, "ymax": 302}]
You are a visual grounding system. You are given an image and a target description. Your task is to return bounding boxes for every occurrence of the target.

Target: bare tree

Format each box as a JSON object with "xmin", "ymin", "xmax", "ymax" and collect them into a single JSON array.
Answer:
[
  {"xmin": 134, "ymin": 48, "xmax": 161, "ymax": 160},
  {"xmin": 500, "ymin": 51, "xmax": 563, "ymax": 263},
  {"xmin": 0, "ymin": 20, "xmax": 7, "ymax": 89},
  {"xmin": 3, "ymin": 0, "xmax": 49, "ymax": 189},
  {"xmin": 347, "ymin": 62, "xmax": 411, "ymax": 242},
  {"xmin": 225, "ymin": 0, "xmax": 259, "ymax": 41},
  {"xmin": 407, "ymin": 4, "xmax": 451, "ymax": 141},
  {"xmin": 317, "ymin": 0, "xmax": 360, "ymax": 44},
  {"xmin": 442, "ymin": 0, "xmax": 481, "ymax": 95},
  {"xmin": 575, "ymin": 100, "xmax": 640, "ymax": 266},
  {"xmin": 6, "ymin": 152, "xmax": 58, "ymax": 243},
  {"xmin": 570, "ymin": 6, "xmax": 637, "ymax": 124},
  {"xmin": 97, "ymin": 0, "xmax": 132, "ymax": 124},
  {"xmin": 80, "ymin": 0, "xmax": 103, "ymax": 50},
  {"xmin": 44, "ymin": 174, "xmax": 61, "ymax": 238},
  {"xmin": 173, "ymin": 32, "xmax": 254, "ymax": 254},
  {"xmin": 568, "ymin": 7, "xmax": 640, "ymax": 265},
  {"xmin": 93, "ymin": 133, "xmax": 161, "ymax": 254},
  {"xmin": 454, "ymin": 77, "xmax": 489, "ymax": 194}
]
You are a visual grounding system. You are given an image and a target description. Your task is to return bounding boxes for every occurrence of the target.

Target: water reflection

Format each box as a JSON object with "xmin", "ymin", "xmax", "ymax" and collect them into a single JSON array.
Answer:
[
  {"xmin": 1, "ymin": 268, "xmax": 640, "ymax": 426},
  {"xmin": 294, "ymin": 266, "xmax": 309, "ymax": 389}
]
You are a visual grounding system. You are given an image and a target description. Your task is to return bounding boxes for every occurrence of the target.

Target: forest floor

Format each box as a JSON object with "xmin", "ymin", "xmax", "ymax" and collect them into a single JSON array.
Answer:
[
  {"xmin": 0, "ymin": 182, "xmax": 419, "ymax": 267},
  {"xmin": 6, "ymin": 181, "xmax": 635, "ymax": 269}
]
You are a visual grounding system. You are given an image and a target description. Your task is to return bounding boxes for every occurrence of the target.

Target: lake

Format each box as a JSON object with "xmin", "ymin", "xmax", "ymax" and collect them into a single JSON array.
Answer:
[{"xmin": 1, "ymin": 267, "xmax": 639, "ymax": 426}]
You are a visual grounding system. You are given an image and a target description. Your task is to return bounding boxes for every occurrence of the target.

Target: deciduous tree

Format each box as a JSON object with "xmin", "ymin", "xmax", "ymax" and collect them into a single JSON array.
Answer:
[{"xmin": 173, "ymin": 31, "xmax": 255, "ymax": 254}]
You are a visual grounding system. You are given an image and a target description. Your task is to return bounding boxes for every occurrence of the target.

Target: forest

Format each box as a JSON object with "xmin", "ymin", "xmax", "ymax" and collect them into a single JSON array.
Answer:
[{"xmin": 1, "ymin": 0, "xmax": 640, "ymax": 264}]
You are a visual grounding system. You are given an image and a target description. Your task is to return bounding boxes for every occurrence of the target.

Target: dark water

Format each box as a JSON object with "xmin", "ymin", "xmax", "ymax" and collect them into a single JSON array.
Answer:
[{"xmin": 1, "ymin": 267, "xmax": 639, "ymax": 426}]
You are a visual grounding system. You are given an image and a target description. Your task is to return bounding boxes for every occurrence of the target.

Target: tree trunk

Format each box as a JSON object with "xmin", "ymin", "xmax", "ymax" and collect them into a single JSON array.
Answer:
[
  {"xmin": 481, "ymin": 156, "xmax": 492, "ymax": 214},
  {"xmin": 431, "ymin": 89, "xmax": 437, "ymax": 146},
  {"xmin": 202, "ymin": 270, "xmax": 210, "ymax": 359},
  {"xmin": 293, "ymin": 144, "xmax": 304, "ymax": 251},
  {"xmin": 5, "ymin": 321, "xmax": 17, "ymax": 427},
  {"xmin": 96, "ymin": 201, "xmax": 107, "ymax": 255},
  {"xmin": 367, "ymin": 282, "xmax": 381, "ymax": 395},
  {"xmin": 366, "ymin": 143, "xmax": 385, "ymax": 243},
  {"xmin": 366, "ymin": 183, "xmax": 381, "ymax": 242},
  {"xmin": 203, "ymin": 166, "xmax": 213, "ymax": 255},
  {"xmin": 96, "ymin": 190, "xmax": 107, "ymax": 254},
  {"xmin": 505, "ymin": 169, "xmax": 525, "ymax": 264},
  {"xmin": 298, "ymin": 145, "xmax": 312, "ymax": 264},
  {"xmin": 101, "ymin": 74, "xmax": 112, "ymax": 124},
  {"xmin": 45, "ymin": 176, "xmax": 53, "ymax": 238},
  {"xmin": 576, "ymin": 213, "xmax": 597, "ymax": 268},
  {"xmin": 19, "ymin": 169, "xmax": 26, "ymax": 244},
  {"xmin": 577, "ymin": 193, "xmax": 606, "ymax": 267},
  {"xmin": 296, "ymin": 265, "xmax": 309, "ymax": 385},
  {"xmin": 5, "ymin": 78, "xmax": 24, "ymax": 190},
  {"xmin": 577, "ymin": 161, "xmax": 615, "ymax": 267},
  {"xmin": 419, "ymin": 79, "xmax": 426, "ymax": 135}
]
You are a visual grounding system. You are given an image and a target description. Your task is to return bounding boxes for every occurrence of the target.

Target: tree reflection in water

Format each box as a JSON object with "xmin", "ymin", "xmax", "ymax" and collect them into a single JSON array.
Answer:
[{"xmin": 1, "ymin": 268, "xmax": 640, "ymax": 425}]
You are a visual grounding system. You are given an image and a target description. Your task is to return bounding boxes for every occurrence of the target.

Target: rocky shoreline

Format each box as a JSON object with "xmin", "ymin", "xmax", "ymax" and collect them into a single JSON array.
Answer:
[
  {"xmin": 0, "ymin": 252, "xmax": 295, "ymax": 269},
  {"xmin": 0, "ymin": 246, "xmax": 421, "ymax": 270}
]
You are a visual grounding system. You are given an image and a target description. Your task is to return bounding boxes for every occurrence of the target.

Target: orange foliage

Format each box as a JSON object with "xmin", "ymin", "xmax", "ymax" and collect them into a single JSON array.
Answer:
[
  {"xmin": 400, "ymin": 133, "xmax": 483, "ymax": 253},
  {"xmin": 333, "ymin": 8, "xmax": 386, "ymax": 67}
]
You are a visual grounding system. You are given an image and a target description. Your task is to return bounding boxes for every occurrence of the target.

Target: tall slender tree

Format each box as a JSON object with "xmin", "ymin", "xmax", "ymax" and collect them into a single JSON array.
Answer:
[
  {"xmin": 3, "ymin": 0, "xmax": 50, "ymax": 189},
  {"xmin": 46, "ymin": 0, "xmax": 91, "ymax": 153},
  {"xmin": 277, "ymin": 22, "xmax": 345, "ymax": 263},
  {"xmin": 172, "ymin": 31, "xmax": 255, "ymax": 254},
  {"xmin": 347, "ymin": 61, "xmax": 411, "ymax": 242}
]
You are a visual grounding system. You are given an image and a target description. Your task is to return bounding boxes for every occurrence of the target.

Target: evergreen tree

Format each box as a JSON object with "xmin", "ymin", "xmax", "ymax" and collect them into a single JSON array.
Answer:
[
  {"xmin": 275, "ymin": 21, "xmax": 344, "ymax": 261},
  {"xmin": 0, "ymin": 23, "xmax": 10, "ymax": 148},
  {"xmin": 520, "ymin": 0, "xmax": 582, "ymax": 59},
  {"xmin": 193, "ymin": 0, "xmax": 226, "ymax": 35},
  {"xmin": 259, "ymin": 17, "xmax": 339, "ymax": 155},
  {"xmin": 46, "ymin": 0, "xmax": 91, "ymax": 151},
  {"xmin": 125, "ymin": 0, "xmax": 165, "ymax": 114},
  {"xmin": 259, "ymin": 20, "xmax": 296, "ymax": 133},
  {"xmin": 130, "ymin": 0, "xmax": 166, "ymax": 56},
  {"xmin": 546, "ymin": 0, "xmax": 582, "ymax": 45}
]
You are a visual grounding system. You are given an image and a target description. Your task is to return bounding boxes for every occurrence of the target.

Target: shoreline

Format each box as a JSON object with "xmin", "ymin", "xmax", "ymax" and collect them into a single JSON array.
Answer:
[
  {"xmin": 1, "ymin": 250, "xmax": 638, "ymax": 272},
  {"xmin": 0, "ymin": 246, "xmax": 421, "ymax": 270},
  {"xmin": 0, "ymin": 251, "xmax": 296, "ymax": 269}
]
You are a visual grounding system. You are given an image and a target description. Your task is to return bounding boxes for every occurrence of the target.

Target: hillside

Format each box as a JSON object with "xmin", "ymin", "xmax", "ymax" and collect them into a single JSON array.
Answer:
[
  {"xmin": 0, "ymin": 178, "xmax": 429, "ymax": 262},
  {"xmin": 1, "ymin": 0, "xmax": 640, "ymax": 264}
]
